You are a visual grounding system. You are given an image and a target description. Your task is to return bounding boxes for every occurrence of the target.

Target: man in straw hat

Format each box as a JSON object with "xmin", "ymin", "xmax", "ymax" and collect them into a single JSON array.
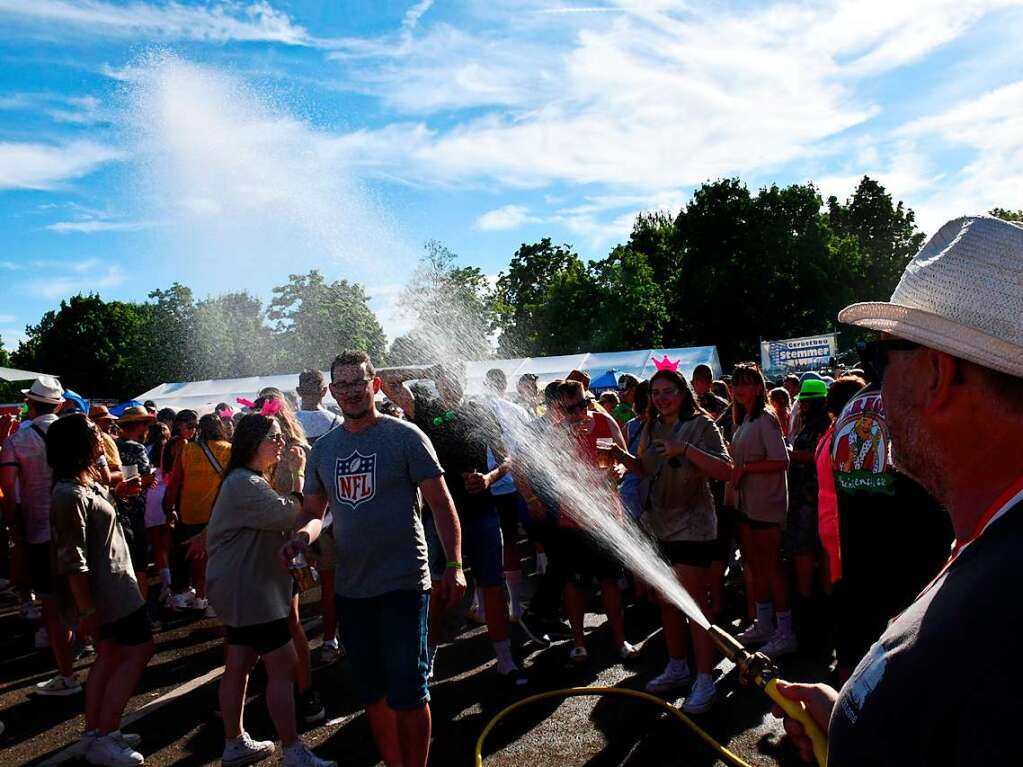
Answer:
[
  {"xmin": 774, "ymin": 215, "xmax": 1023, "ymax": 765},
  {"xmin": 89, "ymin": 405, "xmax": 124, "ymax": 487},
  {"xmin": 0, "ymin": 376, "xmax": 81, "ymax": 696}
]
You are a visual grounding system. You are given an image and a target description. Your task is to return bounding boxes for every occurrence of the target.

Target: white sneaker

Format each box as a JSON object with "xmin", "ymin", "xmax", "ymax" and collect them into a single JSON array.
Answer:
[
  {"xmin": 222, "ymin": 732, "xmax": 274, "ymax": 767},
  {"xmin": 81, "ymin": 731, "xmax": 142, "ymax": 755},
  {"xmin": 736, "ymin": 620, "xmax": 773, "ymax": 646},
  {"xmin": 85, "ymin": 732, "xmax": 144, "ymax": 766},
  {"xmin": 682, "ymin": 675, "xmax": 717, "ymax": 714},
  {"xmin": 193, "ymin": 596, "xmax": 209, "ymax": 611},
  {"xmin": 645, "ymin": 660, "xmax": 692, "ymax": 694},
  {"xmin": 282, "ymin": 742, "xmax": 336, "ymax": 767},
  {"xmin": 618, "ymin": 641, "xmax": 641, "ymax": 661},
  {"xmin": 317, "ymin": 638, "xmax": 342, "ymax": 664},
  {"xmin": 34, "ymin": 626, "xmax": 49, "ymax": 649},
  {"xmin": 36, "ymin": 674, "xmax": 82, "ymax": 697},
  {"xmin": 170, "ymin": 590, "xmax": 196, "ymax": 612},
  {"xmin": 760, "ymin": 628, "xmax": 798, "ymax": 658}
]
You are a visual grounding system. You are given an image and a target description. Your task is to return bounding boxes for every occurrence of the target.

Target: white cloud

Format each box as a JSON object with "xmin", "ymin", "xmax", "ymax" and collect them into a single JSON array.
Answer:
[
  {"xmin": 0, "ymin": 140, "xmax": 126, "ymax": 190},
  {"xmin": 0, "ymin": 0, "xmax": 314, "ymax": 46},
  {"xmin": 27, "ymin": 264, "xmax": 124, "ymax": 299},
  {"xmin": 475, "ymin": 204, "xmax": 539, "ymax": 231},
  {"xmin": 46, "ymin": 219, "xmax": 150, "ymax": 233}
]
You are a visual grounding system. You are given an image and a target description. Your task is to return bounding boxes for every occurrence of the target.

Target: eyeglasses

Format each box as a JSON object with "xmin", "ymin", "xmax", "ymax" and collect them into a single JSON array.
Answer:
[
  {"xmin": 857, "ymin": 339, "xmax": 920, "ymax": 384},
  {"xmin": 263, "ymin": 433, "xmax": 285, "ymax": 445},
  {"xmin": 330, "ymin": 377, "xmax": 373, "ymax": 393}
]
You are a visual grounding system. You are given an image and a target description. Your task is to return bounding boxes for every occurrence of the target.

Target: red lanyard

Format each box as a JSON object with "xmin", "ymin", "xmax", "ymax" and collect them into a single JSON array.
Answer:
[{"xmin": 904, "ymin": 475, "xmax": 1023, "ymax": 614}]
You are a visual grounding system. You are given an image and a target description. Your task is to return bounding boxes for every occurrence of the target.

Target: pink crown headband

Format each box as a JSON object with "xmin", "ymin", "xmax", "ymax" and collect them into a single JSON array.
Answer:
[
  {"xmin": 234, "ymin": 398, "xmax": 280, "ymax": 417},
  {"xmin": 652, "ymin": 354, "xmax": 680, "ymax": 372}
]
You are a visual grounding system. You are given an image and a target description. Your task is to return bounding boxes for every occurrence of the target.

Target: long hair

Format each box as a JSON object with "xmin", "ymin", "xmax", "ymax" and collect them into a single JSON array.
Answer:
[
  {"xmin": 221, "ymin": 414, "xmax": 275, "ymax": 480},
  {"xmin": 255, "ymin": 391, "xmax": 308, "ymax": 449},
  {"xmin": 731, "ymin": 362, "xmax": 768, "ymax": 426},
  {"xmin": 646, "ymin": 369, "xmax": 705, "ymax": 424},
  {"xmin": 46, "ymin": 413, "xmax": 99, "ymax": 484},
  {"xmin": 146, "ymin": 422, "xmax": 170, "ymax": 470},
  {"xmin": 172, "ymin": 409, "xmax": 198, "ymax": 437},
  {"xmin": 197, "ymin": 413, "xmax": 228, "ymax": 444}
]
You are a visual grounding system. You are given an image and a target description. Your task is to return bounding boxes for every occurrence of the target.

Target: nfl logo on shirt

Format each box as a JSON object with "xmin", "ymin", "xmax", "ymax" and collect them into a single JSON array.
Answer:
[{"xmin": 335, "ymin": 451, "xmax": 376, "ymax": 508}]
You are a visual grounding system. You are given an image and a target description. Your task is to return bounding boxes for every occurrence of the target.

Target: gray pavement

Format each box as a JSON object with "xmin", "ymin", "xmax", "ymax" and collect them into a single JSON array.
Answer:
[{"xmin": 0, "ymin": 568, "xmax": 829, "ymax": 767}]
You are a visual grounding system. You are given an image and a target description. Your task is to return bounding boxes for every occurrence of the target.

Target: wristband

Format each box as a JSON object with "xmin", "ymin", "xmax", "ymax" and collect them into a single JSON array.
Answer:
[
  {"xmin": 79, "ymin": 606, "xmax": 97, "ymax": 619},
  {"xmin": 446, "ymin": 561, "xmax": 462, "ymax": 570}
]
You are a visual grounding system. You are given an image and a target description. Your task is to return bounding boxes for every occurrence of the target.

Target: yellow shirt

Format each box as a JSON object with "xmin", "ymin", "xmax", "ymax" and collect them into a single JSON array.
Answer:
[{"xmin": 178, "ymin": 440, "xmax": 232, "ymax": 525}]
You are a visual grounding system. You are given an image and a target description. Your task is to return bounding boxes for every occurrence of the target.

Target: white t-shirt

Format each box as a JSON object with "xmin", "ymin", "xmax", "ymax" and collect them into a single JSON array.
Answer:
[
  {"xmin": 296, "ymin": 406, "xmax": 343, "ymax": 442},
  {"xmin": 1, "ymin": 414, "xmax": 59, "ymax": 544}
]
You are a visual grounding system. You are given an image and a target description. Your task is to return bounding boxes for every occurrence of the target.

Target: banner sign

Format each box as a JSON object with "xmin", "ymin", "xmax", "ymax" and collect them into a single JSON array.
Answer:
[{"xmin": 760, "ymin": 333, "xmax": 837, "ymax": 373}]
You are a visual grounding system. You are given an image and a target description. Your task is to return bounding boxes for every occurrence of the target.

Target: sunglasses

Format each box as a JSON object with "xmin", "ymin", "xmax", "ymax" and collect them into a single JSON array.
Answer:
[
  {"xmin": 558, "ymin": 400, "xmax": 587, "ymax": 414},
  {"xmin": 263, "ymin": 432, "xmax": 286, "ymax": 445},
  {"xmin": 857, "ymin": 339, "xmax": 920, "ymax": 383}
]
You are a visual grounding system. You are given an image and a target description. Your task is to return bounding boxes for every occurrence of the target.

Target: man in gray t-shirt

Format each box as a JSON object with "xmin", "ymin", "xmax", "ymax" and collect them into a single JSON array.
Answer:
[
  {"xmin": 285, "ymin": 350, "xmax": 464, "ymax": 767},
  {"xmin": 305, "ymin": 413, "xmax": 441, "ymax": 598}
]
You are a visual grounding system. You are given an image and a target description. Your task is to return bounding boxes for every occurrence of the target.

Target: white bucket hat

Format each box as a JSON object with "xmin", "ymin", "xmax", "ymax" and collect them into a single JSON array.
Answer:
[
  {"xmin": 839, "ymin": 215, "xmax": 1023, "ymax": 378},
  {"xmin": 21, "ymin": 375, "xmax": 64, "ymax": 404}
]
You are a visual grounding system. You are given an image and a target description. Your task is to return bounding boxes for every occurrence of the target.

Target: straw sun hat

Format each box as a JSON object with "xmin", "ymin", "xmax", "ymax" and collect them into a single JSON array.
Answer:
[{"xmin": 839, "ymin": 215, "xmax": 1023, "ymax": 378}]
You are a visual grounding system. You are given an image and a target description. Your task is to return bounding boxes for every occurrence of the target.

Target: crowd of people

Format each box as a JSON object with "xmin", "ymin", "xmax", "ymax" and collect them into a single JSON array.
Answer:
[{"xmin": 0, "ymin": 214, "xmax": 1020, "ymax": 767}]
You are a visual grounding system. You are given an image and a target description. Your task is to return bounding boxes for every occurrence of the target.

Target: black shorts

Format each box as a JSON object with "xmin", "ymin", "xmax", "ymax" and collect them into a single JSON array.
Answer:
[
  {"xmin": 738, "ymin": 513, "xmax": 780, "ymax": 531},
  {"xmin": 711, "ymin": 507, "xmax": 738, "ymax": 563},
  {"xmin": 659, "ymin": 539, "xmax": 716, "ymax": 568},
  {"xmin": 493, "ymin": 493, "xmax": 521, "ymax": 545},
  {"xmin": 26, "ymin": 542, "xmax": 53, "ymax": 597},
  {"xmin": 120, "ymin": 511, "xmax": 150, "ymax": 573},
  {"xmin": 226, "ymin": 618, "xmax": 292, "ymax": 656},
  {"xmin": 100, "ymin": 606, "xmax": 153, "ymax": 646},
  {"xmin": 556, "ymin": 527, "xmax": 623, "ymax": 585}
]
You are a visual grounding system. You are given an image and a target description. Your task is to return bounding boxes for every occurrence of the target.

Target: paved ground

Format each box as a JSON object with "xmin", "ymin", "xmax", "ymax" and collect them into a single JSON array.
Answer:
[{"xmin": 0, "ymin": 563, "xmax": 832, "ymax": 767}]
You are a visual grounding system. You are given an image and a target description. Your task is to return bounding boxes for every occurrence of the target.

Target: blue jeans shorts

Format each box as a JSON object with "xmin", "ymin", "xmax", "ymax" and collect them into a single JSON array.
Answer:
[
  {"xmin": 425, "ymin": 510, "xmax": 504, "ymax": 588},
  {"xmin": 336, "ymin": 590, "xmax": 430, "ymax": 710}
]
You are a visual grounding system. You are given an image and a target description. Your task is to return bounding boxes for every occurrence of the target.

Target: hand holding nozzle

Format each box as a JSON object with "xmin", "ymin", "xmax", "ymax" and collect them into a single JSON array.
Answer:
[{"xmin": 706, "ymin": 625, "xmax": 829, "ymax": 767}]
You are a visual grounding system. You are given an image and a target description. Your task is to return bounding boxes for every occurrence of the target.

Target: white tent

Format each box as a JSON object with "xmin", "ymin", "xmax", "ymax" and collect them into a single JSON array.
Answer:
[
  {"xmin": 0, "ymin": 366, "xmax": 55, "ymax": 382},
  {"xmin": 135, "ymin": 346, "xmax": 721, "ymax": 413}
]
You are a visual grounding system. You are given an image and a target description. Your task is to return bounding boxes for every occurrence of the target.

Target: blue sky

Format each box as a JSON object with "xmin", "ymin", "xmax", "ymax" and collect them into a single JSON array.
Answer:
[{"xmin": 1, "ymin": 0, "xmax": 1021, "ymax": 350}]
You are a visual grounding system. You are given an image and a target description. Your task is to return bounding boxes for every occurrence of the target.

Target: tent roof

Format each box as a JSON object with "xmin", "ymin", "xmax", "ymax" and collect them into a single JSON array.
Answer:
[
  {"xmin": 0, "ymin": 366, "xmax": 54, "ymax": 383},
  {"xmin": 135, "ymin": 346, "xmax": 721, "ymax": 414}
]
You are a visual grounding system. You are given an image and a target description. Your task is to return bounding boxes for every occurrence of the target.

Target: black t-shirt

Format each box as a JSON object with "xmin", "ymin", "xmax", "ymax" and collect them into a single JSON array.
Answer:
[
  {"xmin": 830, "ymin": 385, "xmax": 953, "ymax": 666},
  {"xmin": 413, "ymin": 393, "xmax": 501, "ymax": 517},
  {"xmin": 829, "ymin": 497, "xmax": 1023, "ymax": 766}
]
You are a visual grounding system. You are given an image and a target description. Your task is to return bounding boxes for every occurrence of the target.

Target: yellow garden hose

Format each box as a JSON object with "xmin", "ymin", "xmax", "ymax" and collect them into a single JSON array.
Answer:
[{"xmin": 473, "ymin": 685, "xmax": 756, "ymax": 767}]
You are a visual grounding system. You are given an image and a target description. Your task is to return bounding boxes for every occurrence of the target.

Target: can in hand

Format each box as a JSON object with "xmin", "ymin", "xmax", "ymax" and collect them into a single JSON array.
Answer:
[{"xmin": 289, "ymin": 552, "xmax": 319, "ymax": 593}]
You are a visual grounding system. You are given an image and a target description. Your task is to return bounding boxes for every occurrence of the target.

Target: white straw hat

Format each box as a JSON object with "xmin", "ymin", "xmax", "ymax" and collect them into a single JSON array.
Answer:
[
  {"xmin": 21, "ymin": 375, "xmax": 64, "ymax": 405},
  {"xmin": 839, "ymin": 215, "xmax": 1023, "ymax": 378}
]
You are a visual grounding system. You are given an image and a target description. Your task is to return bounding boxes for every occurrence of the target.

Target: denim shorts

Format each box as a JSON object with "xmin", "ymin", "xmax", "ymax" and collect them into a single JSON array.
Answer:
[
  {"xmin": 425, "ymin": 510, "xmax": 504, "ymax": 588},
  {"xmin": 336, "ymin": 590, "xmax": 430, "ymax": 710}
]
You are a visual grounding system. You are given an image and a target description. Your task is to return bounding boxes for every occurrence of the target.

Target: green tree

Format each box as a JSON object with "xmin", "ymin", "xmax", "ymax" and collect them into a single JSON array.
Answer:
[
  {"xmin": 673, "ymin": 179, "xmax": 858, "ymax": 364},
  {"xmin": 0, "ymin": 335, "xmax": 9, "ymax": 368},
  {"xmin": 398, "ymin": 241, "xmax": 495, "ymax": 362},
  {"xmin": 990, "ymin": 207, "xmax": 1023, "ymax": 222},
  {"xmin": 12, "ymin": 294, "xmax": 148, "ymax": 399},
  {"xmin": 827, "ymin": 176, "xmax": 925, "ymax": 300},
  {"xmin": 492, "ymin": 238, "xmax": 586, "ymax": 356},
  {"xmin": 192, "ymin": 292, "xmax": 275, "ymax": 379},
  {"xmin": 587, "ymin": 245, "xmax": 669, "ymax": 351},
  {"xmin": 268, "ymin": 270, "xmax": 387, "ymax": 371}
]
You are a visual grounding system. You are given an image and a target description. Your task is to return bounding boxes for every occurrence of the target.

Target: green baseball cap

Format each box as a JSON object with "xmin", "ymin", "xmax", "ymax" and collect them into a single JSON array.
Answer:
[{"xmin": 796, "ymin": 379, "xmax": 828, "ymax": 400}]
